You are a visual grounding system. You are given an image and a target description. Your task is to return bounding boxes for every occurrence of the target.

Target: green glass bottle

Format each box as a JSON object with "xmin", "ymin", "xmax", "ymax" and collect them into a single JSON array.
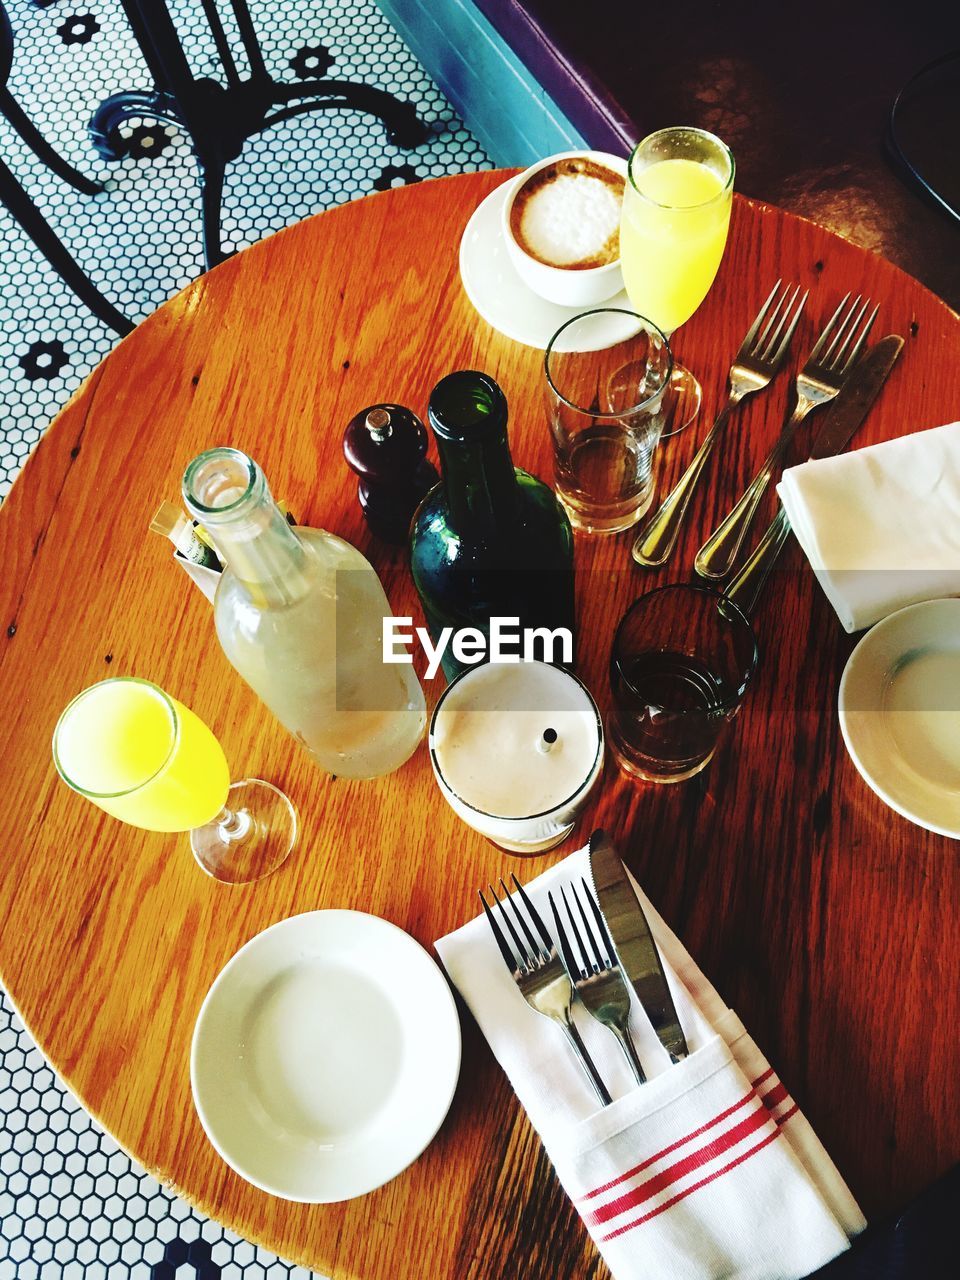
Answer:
[{"xmin": 410, "ymin": 371, "xmax": 576, "ymax": 681}]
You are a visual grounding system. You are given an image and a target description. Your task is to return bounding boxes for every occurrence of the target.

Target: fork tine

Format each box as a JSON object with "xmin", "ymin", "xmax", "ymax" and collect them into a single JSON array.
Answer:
[
  {"xmin": 581, "ymin": 877, "xmax": 619, "ymax": 962},
  {"xmin": 560, "ymin": 884, "xmax": 589, "ymax": 972},
  {"xmin": 770, "ymin": 287, "xmax": 808, "ymax": 364},
  {"xmin": 759, "ymin": 283, "xmax": 802, "ymax": 362},
  {"xmin": 841, "ymin": 301, "xmax": 879, "ymax": 373},
  {"xmin": 738, "ymin": 278, "xmax": 781, "ymax": 355},
  {"xmin": 498, "ymin": 877, "xmax": 545, "ymax": 963},
  {"xmin": 824, "ymin": 293, "xmax": 870, "ymax": 368},
  {"xmin": 489, "ymin": 882, "xmax": 533, "ymax": 970},
  {"xmin": 806, "ymin": 291, "xmax": 850, "ymax": 363},
  {"xmin": 821, "ymin": 293, "xmax": 861, "ymax": 366},
  {"xmin": 573, "ymin": 881, "xmax": 608, "ymax": 971},
  {"xmin": 751, "ymin": 281, "xmax": 790, "ymax": 355},
  {"xmin": 549, "ymin": 890, "xmax": 583, "ymax": 980},
  {"xmin": 510, "ymin": 873, "xmax": 555, "ymax": 955},
  {"xmin": 479, "ymin": 889, "xmax": 520, "ymax": 973}
]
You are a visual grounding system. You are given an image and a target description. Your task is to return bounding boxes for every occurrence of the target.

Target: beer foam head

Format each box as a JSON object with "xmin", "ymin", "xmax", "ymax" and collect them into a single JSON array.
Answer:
[{"xmin": 510, "ymin": 158, "xmax": 625, "ymax": 270}]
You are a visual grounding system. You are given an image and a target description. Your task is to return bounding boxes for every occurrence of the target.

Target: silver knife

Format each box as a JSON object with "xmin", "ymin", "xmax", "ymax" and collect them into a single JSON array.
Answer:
[
  {"xmin": 725, "ymin": 334, "xmax": 904, "ymax": 615},
  {"xmin": 589, "ymin": 829, "xmax": 688, "ymax": 1062}
]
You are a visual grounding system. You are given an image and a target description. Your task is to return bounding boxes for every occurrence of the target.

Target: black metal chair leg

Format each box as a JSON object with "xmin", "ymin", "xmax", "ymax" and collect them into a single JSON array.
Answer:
[
  {"xmin": 0, "ymin": 88, "xmax": 103, "ymax": 195},
  {"xmin": 81, "ymin": 1, "xmax": 431, "ymax": 275},
  {"xmin": 0, "ymin": 157, "xmax": 132, "ymax": 335},
  {"xmin": 265, "ymin": 79, "xmax": 430, "ymax": 149},
  {"xmin": 89, "ymin": 89, "xmax": 180, "ymax": 162},
  {"xmin": 199, "ymin": 157, "xmax": 226, "ymax": 270}
]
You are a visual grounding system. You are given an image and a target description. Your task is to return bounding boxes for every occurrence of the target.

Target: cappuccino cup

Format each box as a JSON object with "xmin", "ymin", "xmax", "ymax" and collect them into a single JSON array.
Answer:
[{"xmin": 502, "ymin": 151, "xmax": 628, "ymax": 307}]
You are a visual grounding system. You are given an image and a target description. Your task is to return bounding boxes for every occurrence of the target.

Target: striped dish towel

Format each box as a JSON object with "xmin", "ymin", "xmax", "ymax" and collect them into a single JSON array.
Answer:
[{"xmin": 435, "ymin": 846, "xmax": 865, "ymax": 1280}]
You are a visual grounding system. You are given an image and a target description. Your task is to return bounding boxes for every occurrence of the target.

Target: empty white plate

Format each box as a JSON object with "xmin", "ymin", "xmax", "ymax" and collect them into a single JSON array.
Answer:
[
  {"xmin": 191, "ymin": 910, "xmax": 461, "ymax": 1202},
  {"xmin": 838, "ymin": 598, "xmax": 960, "ymax": 838},
  {"xmin": 458, "ymin": 179, "xmax": 632, "ymax": 349}
]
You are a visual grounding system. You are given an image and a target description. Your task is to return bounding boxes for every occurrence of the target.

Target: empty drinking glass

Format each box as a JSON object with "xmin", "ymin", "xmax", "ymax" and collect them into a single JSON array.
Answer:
[
  {"xmin": 609, "ymin": 585, "xmax": 758, "ymax": 782},
  {"xmin": 545, "ymin": 309, "xmax": 673, "ymax": 533}
]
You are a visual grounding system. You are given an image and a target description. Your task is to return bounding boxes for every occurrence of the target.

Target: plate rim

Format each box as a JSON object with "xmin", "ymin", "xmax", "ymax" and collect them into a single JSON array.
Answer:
[
  {"xmin": 190, "ymin": 908, "xmax": 462, "ymax": 1202},
  {"xmin": 838, "ymin": 597, "xmax": 960, "ymax": 839}
]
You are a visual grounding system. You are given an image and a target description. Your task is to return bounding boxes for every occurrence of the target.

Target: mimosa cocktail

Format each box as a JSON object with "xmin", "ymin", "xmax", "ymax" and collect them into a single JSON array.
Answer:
[
  {"xmin": 54, "ymin": 679, "xmax": 229, "ymax": 831},
  {"xmin": 621, "ymin": 158, "xmax": 731, "ymax": 334},
  {"xmin": 620, "ymin": 127, "xmax": 734, "ymax": 435},
  {"xmin": 53, "ymin": 678, "xmax": 297, "ymax": 883}
]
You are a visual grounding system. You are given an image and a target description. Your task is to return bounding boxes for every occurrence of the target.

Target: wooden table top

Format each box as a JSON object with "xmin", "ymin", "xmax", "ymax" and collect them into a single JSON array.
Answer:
[{"xmin": 1, "ymin": 170, "xmax": 958, "ymax": 1280}]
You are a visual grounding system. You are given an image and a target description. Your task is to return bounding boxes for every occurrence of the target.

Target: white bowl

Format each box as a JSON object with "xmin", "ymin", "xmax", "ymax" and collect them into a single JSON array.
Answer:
[{"xmin": 501, "ymin": 150, "xmax": 628, "ymax": 308}]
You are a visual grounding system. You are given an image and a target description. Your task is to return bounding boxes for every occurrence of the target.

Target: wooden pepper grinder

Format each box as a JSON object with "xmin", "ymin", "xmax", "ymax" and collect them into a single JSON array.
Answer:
[{"xmin": 343, "ymin": 403, "xmax": 439, "ymax": 543}]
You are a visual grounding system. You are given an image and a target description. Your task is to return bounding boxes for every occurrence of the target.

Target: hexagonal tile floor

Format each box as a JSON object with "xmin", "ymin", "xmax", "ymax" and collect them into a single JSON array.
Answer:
[
  {"xmin": 0, "ymin": 2, "xmax": 492, "ymax": 1275},
  {"xmin": 0, "ymin": 991, "xmax": 323, "ymax": 1279},
  {"xmin": 0, "ymin": 0, "xmax": 493, "ymax": 499}
]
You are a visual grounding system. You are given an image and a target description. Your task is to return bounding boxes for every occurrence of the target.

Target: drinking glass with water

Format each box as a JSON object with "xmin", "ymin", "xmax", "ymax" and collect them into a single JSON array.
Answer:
[
  {"xmin": 544, "ymin": 309, "xmax": 673, "ymax": 534},
  {"xmin": 609, "ymin": 585, "xmax": 758, "ymax": 782}
]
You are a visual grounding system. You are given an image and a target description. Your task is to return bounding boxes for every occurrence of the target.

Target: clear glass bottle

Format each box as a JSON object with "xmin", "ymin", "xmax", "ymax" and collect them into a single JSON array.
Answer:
[{"xmin": 183, "ymin": 448, "xmax": 425, "ymax": 779}]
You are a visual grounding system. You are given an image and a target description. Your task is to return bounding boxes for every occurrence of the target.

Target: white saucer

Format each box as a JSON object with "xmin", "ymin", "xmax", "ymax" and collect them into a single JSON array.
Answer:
[
  {"xmin": 191, "ymin": 910, "xmax": 461, "ymax": 1202},
  {"xmin": 838, "ymin": 598, "xmax": 960, "ymax": 839},
  {"xmin": 458, "ymin": 179, "xmax": 632, "ymax": 349}
]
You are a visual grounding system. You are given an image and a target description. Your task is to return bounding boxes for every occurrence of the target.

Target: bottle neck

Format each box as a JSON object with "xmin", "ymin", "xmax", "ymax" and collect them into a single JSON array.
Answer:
[
  {"xmin": 429, "ymin": 371, "xmax": 520, "ymax": 535},
  {"xmin": 211, "ymin": 503, "xmax": 309, "ymax": 598},
  {"xmin": 437, "ymin": 424, "xmax": 519, "ymax": 534},
  {"xmin": 183, "ymin": 449, "xmax": 311, "ymax": 607}
]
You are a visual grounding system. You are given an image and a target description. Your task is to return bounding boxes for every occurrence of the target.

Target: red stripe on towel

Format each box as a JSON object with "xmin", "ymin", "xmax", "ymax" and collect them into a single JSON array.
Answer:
[
  {"xmin": 597, "ymin": 1128, "xmax": 783, "ymax": 1243},
  {"xmin": 760, "ymin": 1082, "xmax": 789, "ymax": 1111},
  {"xmin": 579, "ymin": 1090, "xmax": 758, "ymax": 1204},
  {"xmin": 586, "ymin": 1104, "xmax": 771, "ymax": 1227}
]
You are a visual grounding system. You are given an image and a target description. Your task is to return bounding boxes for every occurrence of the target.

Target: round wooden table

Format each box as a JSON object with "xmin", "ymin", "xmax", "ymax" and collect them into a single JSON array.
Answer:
[{"xmin": 1, "ymin": 171, "xmax": 958, "ymax": 1280}]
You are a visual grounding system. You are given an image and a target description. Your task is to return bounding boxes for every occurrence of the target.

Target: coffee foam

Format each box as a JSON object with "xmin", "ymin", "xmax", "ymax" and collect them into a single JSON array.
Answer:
[{"xmin": 510, "ymin": 158, "xmax": 624, "ymax": 270}]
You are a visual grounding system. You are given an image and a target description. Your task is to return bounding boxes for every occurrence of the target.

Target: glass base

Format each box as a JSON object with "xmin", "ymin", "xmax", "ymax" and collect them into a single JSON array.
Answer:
[
  {"xmin": 190, "ymin": 778, "xmax": 298, "ymax": 884},
  {"xmin": 610, "ymin": 736, "xmax": 714, "ymax": 784},
  {"xmin": 560, "ymin": 485, "xmax": 655, "ymax": 535},
  {"xmin": 659, "ymin": 363, "xmax": 703, "ymax": 438},
  {"xmin": 488, "ymin": 823, "xmax": 575, "ymax": 855}
]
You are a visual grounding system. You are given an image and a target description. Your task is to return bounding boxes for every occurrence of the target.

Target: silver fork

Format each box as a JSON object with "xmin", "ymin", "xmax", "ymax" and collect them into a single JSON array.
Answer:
[
  {"xmin": 550, "ymin": 879, "xmax": 647, "ymax": 1086},
  {"xmin": 480, "ymin": 876, "xmax": 612, "ymax": 1106},
  {"xmin": 695, "ymin": 293, "xmax": 879, "ymax": 580},
  {"xmin": 632, "ymin": 280, "xmax": 807, "ymax": 567}
]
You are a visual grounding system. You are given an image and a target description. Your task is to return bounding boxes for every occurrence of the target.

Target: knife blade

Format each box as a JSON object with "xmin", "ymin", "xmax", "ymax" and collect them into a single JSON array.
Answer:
[
  {"xmin": 725, "ymin": 333, "xmax": 904, "ymax": 614},
  {"xmin": 807, "ymin": 333, "xmax": 904, "ymax": 461},
  {"xmin": 588, "ymin": 829, "xmax": 688, "ymax": 1062}
]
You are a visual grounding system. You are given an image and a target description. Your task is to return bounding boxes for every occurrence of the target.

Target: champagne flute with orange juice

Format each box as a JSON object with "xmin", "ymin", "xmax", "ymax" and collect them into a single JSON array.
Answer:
[
  {"xmin": 53, "ymin": 677, "xmax": 297, "ymax": 884},
  {"xmin": 620, "ymin": 127, "xmax": 734, "ymax": 435}
]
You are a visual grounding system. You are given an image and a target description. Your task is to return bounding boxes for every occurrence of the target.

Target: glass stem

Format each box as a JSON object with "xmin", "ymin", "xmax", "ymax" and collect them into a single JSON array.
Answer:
[{"xmin": 213, "ymin": 804, "xmax": 253, "ymax": 843}]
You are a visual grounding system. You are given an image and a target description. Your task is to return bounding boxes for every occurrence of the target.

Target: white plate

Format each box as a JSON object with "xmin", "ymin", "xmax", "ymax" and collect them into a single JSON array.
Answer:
[
  {"xmin": 838, "ymin": 598, "xmax": 960, "ymax": 839},
  {"xmin": 458, "ymin": 179, "xmax": 632, "ymax": 349},
  {"xmin": 191, "ymin": 910, "xmax": 461, "ymax": 1202}
]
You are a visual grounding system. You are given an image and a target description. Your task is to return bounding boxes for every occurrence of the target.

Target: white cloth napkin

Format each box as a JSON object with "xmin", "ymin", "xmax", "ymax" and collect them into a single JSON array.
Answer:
[
  {"xmin": 436, "ymin": 847, "xmax": 865, "ymax": 1280},
  {"xmin": 776, "ymin": 420, "xmax": 960, "ymax": 632}
]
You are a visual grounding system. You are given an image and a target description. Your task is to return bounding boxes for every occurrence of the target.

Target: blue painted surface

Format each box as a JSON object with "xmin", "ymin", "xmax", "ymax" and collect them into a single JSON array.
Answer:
[{"xmin": 376, "ymin": 0, "xmax": 588, "ymax": 165}]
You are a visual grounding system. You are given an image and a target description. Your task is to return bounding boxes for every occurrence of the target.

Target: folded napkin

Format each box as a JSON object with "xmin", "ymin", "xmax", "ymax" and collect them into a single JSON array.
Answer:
[
  {"xmin": 436, "ymin": 847, "xmax": 865, "ymax": 1280},
  {"xmin": 777, "ymin": 421, "xmax": 960, "ymax": 632}
]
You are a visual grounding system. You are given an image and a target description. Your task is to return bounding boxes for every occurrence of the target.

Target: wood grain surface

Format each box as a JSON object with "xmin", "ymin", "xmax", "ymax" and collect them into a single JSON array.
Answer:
[{"xmin": 0, "ymin": 170, "xmax": 958, "ymax": 1280}]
